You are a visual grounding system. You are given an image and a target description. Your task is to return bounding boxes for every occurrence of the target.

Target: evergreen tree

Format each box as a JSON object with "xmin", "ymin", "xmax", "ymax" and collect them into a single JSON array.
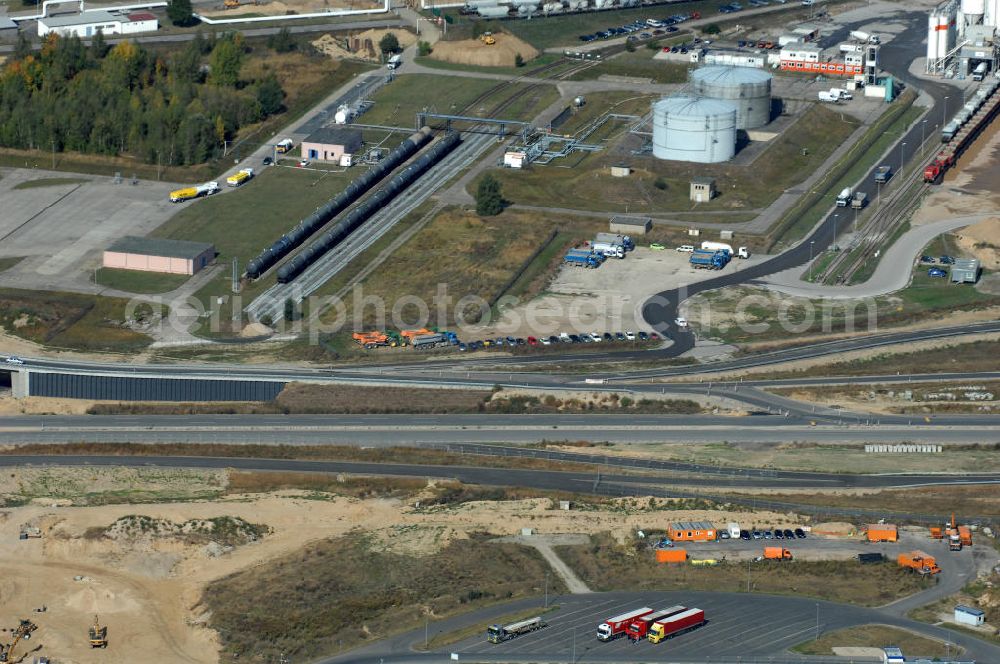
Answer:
[
  {"xmin": 267, "ymin": 27, "xmax": 296, "ymax": 53},
  {"xmin": 167, "ymin": 0, "xmax": 195, "ymax": 27},
  {"xmin": 476, "ymin": 174, "xmax": 504, "ymax": 216},
  {"xmin": 256, "ymin": 74, "xmax": 284, "ymax": 115},
  {"xmin": 210, "ymin": 37, "xmax": 242, "ymax": 87},
  {"xmin": 379, "ymin": 32, "xmax": 400, "ymax": 54}
]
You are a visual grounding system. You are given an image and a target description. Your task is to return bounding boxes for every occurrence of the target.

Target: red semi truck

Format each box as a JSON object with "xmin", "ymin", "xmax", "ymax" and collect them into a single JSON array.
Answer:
[
  {"xmin": 625, "ymin": 606, "xmax": 687, "ymax": 640},
  {"xmin": 647, "ymin": 608, "xmax": 707, "ymax": 644},
  {"xmin": 597, "ymin": 607, "xmax": 653, "ymax": 641}
]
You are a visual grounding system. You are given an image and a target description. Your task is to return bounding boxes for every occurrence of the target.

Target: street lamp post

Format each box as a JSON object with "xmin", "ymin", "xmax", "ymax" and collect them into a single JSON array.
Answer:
[
  {"xmin": 901, "ymin": 141, "xmax": 907, "ymax": 175},
  {"xmin": 921, "ymin": 119, "xmax": 927, "ymax": 147},
  {"xmin": 943, "ymin": 96, "xmax": 950, "ymax": 126},
  {"xmin": 809, "ymin": 240, "xmax": 816, "ymax": 280}
]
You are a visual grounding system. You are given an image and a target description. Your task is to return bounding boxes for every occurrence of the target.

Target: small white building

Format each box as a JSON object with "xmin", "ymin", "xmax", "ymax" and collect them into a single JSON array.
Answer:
[
  {"xmin": 882, "ymin": 647, "xmax": 905, "ymax": 664},
  {"xmin": 954, "ymin": 604, "xmax": 985, "ymax": 626},
  {"xmin": 37, "ymin": 10, "xmax": 158, "ymax": 38}
]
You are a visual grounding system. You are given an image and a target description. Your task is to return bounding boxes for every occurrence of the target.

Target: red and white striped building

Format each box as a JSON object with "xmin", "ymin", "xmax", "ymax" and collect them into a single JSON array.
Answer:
[{"xmin": 779, "ymin": 44, "xmax": 866, "ymax": 77}]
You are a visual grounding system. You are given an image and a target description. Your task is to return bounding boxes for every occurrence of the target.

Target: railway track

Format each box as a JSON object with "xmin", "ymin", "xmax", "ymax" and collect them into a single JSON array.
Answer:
[{"xmin": 247, "ymin": 61, "xmax": 585, "ymax": 321}]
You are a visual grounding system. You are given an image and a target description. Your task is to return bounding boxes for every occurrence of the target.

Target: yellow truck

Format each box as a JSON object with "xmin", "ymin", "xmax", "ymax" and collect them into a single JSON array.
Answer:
[
  {"xmin": 169, "ymin": 181, "xmax": 219, "ymax": 203},
  {"xmin": 226, "ymin": 168, "xmax": 254, "ymax": 187}
]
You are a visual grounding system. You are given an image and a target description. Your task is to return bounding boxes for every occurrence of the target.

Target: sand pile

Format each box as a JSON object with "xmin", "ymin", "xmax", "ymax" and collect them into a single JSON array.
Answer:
[
  {"xmin": 312, "ymin": 28, "xmax": 417, "ymax": 62},
  {"xmin": 955, "ymin": 217, "xmax": 1000, "ymax": 270},
  {"xmin": 430, "ymin": 32, "xmax": 539, "ymax": 67}
]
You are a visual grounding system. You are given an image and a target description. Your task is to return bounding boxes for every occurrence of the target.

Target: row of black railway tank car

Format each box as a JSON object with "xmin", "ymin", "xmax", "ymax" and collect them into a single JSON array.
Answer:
[{"xmin": 243, "ymin": 127, "xmax": 461, "ymax": 284}]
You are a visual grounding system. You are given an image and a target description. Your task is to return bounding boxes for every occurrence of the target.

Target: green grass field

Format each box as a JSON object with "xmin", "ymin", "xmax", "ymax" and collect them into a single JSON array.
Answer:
[
  {"xmin": 0, "ymin": 257, "xmax": 24, "ymax": 273},
  {"xmin": 565, "ymin": 48, "xmax": 688, "ymax": 83},
  {"xmin": 93, "ymin": 268, "xmax": 191, "ymax": 295},
  {"xmin": 487, "ymin": 103, "xmax": 858, "ymax": 215}
]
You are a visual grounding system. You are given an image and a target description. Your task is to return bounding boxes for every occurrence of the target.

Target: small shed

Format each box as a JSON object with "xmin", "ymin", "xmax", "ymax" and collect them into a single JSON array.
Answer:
[
  {"xmin": 954, "ymin": 605, "xmax": 985, "ymax": 626},
  {"xmin": 951, "ymin": 258, "xmax": 980, "ymax": 284},
  {"xmin": 668, "ymin": 521, "xmax": 718, "ymax": 542},
  {"xmin": 610, "ymin": 164, "xmax": 631, "ymax": 177},
  {"xmin": 690, "ymin": 176, "xmax": 716, "ymax": 202},
  {"xmin": 301, "ymin": 127, "xmax": 363, "ymax": 162},
  {"xmin": 609, "ymin": 215, "xmax": 652, "ymax": 236},
  {"xmin": 103, "ymin": 236, "xmax": 215, "ymax": 275}
]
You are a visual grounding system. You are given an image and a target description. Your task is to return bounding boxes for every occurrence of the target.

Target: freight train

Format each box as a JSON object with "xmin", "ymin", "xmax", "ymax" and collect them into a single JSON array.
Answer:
[
  {"xmin": 244, "ymin": 127, "xmax": 434, "ymax": 280},
  {"xmin": 924, "ymin": 79, "xmax": 1000, "ymax": 183},
  {"xmin": 275, "ymin": 132, "xmax": 462, "ymax": 284}
]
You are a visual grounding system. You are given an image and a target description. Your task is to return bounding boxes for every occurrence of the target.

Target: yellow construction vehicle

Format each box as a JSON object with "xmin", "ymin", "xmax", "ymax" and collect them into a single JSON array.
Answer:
[
  {"xmin": 0, "ymin": 619, "xmax": 37, "ymax": 663},
  {"xmin": 89, "ymin": 615, "xmax": 108, "ymax": 648},
  {"xmin": 223, "ymin": 0, "xmax": 240, "ymax": 8},
  {"xmin": 480, "ymin": 31, "xmax": 496, "ymax": 45}
]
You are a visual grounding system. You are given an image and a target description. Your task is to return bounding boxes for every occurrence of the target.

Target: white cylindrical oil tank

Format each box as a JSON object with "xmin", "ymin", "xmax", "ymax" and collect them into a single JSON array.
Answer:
[
  {"xmin": 962, "ymin": 0, "xmax": 985, "ymax": 16},
  {"xmin": 652, "ymin": 96, "xmax": 737, "ymax": 163},
  {"xmin": 689, "ymin": 65, "xmax": 772, "ymax": 129}
]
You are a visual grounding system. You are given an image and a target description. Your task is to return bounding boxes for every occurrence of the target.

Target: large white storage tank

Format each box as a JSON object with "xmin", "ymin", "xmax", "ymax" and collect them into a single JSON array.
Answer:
[
  {"xmin": 652, "ymin": 96, "xmax": 737, "ymax": 163},
  {"xmin": 689, "ymin": 66, "xmax": 772, "ymax": 129}
]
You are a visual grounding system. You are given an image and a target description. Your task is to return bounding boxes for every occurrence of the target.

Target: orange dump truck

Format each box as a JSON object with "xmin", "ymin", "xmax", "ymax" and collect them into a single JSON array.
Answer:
[
  {"xmin": 929, "ymin": 526, "xmax": 943, "ymax": 539},
  {"xmin": 400, "ymin": 329, "xmax": 434, "ymax": 345},
  {"xmin": 655, "ymin": 549, "xmax": 687, "ymax": 563},
  {"xmin": 764, "ymin": 547, "xmax": 792, "ymax": 561},
  {"xmin": 352, "ymin": 331, "xmax": 390, "ymax": 349},
  {"xmin": 898, "ymin": 550, "xmax": 941, "ymax": 575},
  {"xmin": 866, "ymin": 524, "xmax": 898, "ymax": 543},
  {"xmin": 958, "ymin": 526, "xmax": 973, "ymax": 547}
]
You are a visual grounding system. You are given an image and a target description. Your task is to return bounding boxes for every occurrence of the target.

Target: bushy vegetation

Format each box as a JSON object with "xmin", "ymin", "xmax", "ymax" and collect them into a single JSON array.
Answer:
[
  {"xmin": 203, "ymin": 535, "xmax": 563, "ymax": 660},
  {"xmin": 0, "ymin": 32, "xmax": 284, "ymax": 165}
]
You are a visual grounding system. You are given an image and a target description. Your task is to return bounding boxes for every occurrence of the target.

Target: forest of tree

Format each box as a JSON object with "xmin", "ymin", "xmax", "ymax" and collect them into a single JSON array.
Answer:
[{"xmin": 0, "ymin": 31, "xmax": 285, "ymax": 165}]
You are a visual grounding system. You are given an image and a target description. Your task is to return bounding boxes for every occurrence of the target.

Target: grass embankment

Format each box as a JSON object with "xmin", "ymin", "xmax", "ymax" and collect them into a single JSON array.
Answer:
[
  {"xmin": 94, "ymin": 268, "xmax": 191, "ymax": 294},
  {"xmin": 793, "ymin": 625, "xmax": 955, "ymax": 657},
  {"xmin": 724, "ymin": 485, "xmax": 1000, "ymax": 519},
  {"xmin": 0, "ymin": 257, "xmax": 24, "ymax": 273},
  {"xmin": 555, "ymin": 533, "xmax": 932, "ymax": 606},
  {"xmin": 203, "ymin": 535, "xmax": 566, "ymax": 661},
  {"xmin": 489, "ymin": 104, "xmax": 858, "ymax": 215},
  {"xmin": 748, "ymin": 339, "xmax": 1000, "ymax": 379},
  {"xmin": 12, "ymin": 177, "xmax": 89, "ymax": 189},
  {"xmin": 766, "ymin": 91, "xmax": 920, "ymax": 250},
  {"xmin": 82, "ymin": 382, "xmax": 701, "ymax": 415},
  {"xmin": 0, "ymin": 287, "xmax": 155, "ymax": 352},
  {"xmin": 414, "ymin": 52, "xmax": 565, "ymax": 77},
  {"xmin": 768, "ymin": 379, "xmax": 1000, "ymax": 415},
  {"xmin": 598, "ymin": 441, "xmax": 1000, "ymax": 474},
  {"xmin": 910, "ymin": 574, "xmax": 1000, "ymax": 644}
]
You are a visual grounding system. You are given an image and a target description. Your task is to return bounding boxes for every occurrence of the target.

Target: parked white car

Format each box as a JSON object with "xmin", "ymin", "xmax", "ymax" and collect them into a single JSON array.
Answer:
[
  {"xmin": 676, "ymin": 245, "xmax": 695, "ymax": 253},
  {"xmin": 674, "ymin": 317, "xmax": 688, "ymax": 328},
  {"xmin": 5, "ymin": 356, "xmax": 24, "ymax": 365}
]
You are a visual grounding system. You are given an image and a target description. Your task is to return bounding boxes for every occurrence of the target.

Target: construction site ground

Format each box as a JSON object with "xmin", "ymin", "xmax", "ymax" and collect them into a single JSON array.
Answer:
[
  {"xmin": 428, "ymin": 33, "xmax": 540, "ymax": 68},
  {"xmin": 0, "ymin": 465, "xmax": 939, "ymax": 664}
]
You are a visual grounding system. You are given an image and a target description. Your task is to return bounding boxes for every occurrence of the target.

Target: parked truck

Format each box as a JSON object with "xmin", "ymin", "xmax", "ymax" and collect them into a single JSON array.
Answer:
[
  {"xmin": 387, "ymin": 53, "xmax": 403, "ymax": 70},
  {"xmin": 898, "ymin": 550, "xmax": 941, "ymax": 575},
  {"xmin": 169, "ymin": 181, "xmax": 219, "ymax": 203},
  {"xmin": 595, "ymin": 232, "xmax": 635, "ymax": 252},
  {"xmin": 690, "ymin": 249, "xmax": 730, "ymax": 270},
  {"xmin": 412, "ymin": 333, "xmax": 446, "ymax": 350},
  {"xmin": 818, "ymin": 91, "xmax": 840, "ymax": 103},
  {"xmin": 597, "ymin": 608, "xmax": 653, "ymax": 641},
  {"xmin": 487, "ymin": 617, "xmax": 546, "ymax": 643},
  {"xmin": 275, "ymin": 138, "xmax": 294, "ymax": 153},
  {"xmin": 764, "ymin": 547, "xmax": 793, "ymax": 561},
  {"xmin": 226, "ymin": 168, "xmax": 254, "ymax": 187},
  {"xmin": 647, "ymin": 608, "xmax": 706, "ymax": 644},
  {"xmin": 701, "ymin": 240, "xmax": 749, "ymax": 258},
  {"xmin": 973, "ymin": 61, "xmax": 988, "ymax": 81},
  {"xmin": 874, "ymin": 165, "xmax": 892, "ymax": 183},
  {"xmin": 728, "ymin": 522, "xmax": 740, "ymax": 538},
  {"xmin": 625, "ymin": 606, "xmax": 687, "ymax": 640},
  {"xmin": 836, "ymin": 187, "xmax": 852, "ymax": 207},
  {"xmin": 592, "ymin": 241, "xmax": 625, "ymax": 259},
  {"xmin": 851, "ymin": 191, "xmax": 868, "ymax": 209},
  {"xmin": 564, "ymin": 250, "xmax": 603, "ymax": 268}
]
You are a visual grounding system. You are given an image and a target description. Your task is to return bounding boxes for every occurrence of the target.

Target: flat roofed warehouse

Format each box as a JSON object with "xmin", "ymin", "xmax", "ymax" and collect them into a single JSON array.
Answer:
[
  {"xmin": 36, "ymin": 9, "xmax": 158, "ymax": 37},
  {"xmin": 609, "ymin": 215, "xmax": 652, "ymax": 235},
  {"xmin": 103, "ymin": 236, "xmax": 216, "ymax": 275}
]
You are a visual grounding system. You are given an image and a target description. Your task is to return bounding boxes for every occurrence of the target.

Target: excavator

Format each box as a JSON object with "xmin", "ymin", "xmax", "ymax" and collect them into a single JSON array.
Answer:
[
  {"xmin": 0, "ymin": 619, "xmax": 37, "ymax": 663},
  {"xmin": 89, "ymin": 615, "xmax": 108, "ymax": 648},
  {"xmin": 480, "ymin": 31, "xmax": 496, "ymax": 45}
]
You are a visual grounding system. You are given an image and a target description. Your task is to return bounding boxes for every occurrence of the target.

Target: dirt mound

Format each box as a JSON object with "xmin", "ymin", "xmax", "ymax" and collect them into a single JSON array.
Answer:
[
  {"xmin": 811, "ymin": 522, "xmax": 857, "ymax": 537},
  {"xmin": 102, "ymin": 515, "xmax": 270, "ymax": 546},
  {"xmin": 430, "ymin": 33, "xmax": 539, "ymax": 67},
  {"xmin": 199, "ymin": 0, "xmax": 382, "ymax": 18},
  {"xmin": 955, "ymin": 217, "xmax": 1000, "ymax": 270},
  {"xmin": 312, "ymin": 28, "xmax": 417, "ymax": 62}
]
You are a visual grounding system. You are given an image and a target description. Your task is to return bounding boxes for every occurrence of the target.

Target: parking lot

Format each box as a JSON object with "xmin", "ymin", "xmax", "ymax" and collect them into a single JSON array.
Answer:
[
  {"xmin": 0, "ymin": 168, "xmax": 178, "ymax": 294},
  {"xmin": 451, "ymin": 590, "xmax": 883, "ymax": 659},
  {"xmin": 473, "ymin": 246, "xmax": 767, "ymax": 339}
]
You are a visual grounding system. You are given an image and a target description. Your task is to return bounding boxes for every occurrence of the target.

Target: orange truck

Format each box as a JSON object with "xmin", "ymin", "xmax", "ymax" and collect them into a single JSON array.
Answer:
[
  {"xmin": 400, "ymin": 329, "xmax": 434, "ymax": 344},
  {"xmin": 655, "ymin": 549, "xmax": 687, "ymax": 563},
  {"xmin": 929, "ymin": 526, "xmax": 943, "ymax": 539},
  {"xmin": 352, "ymin": 331, "xmax": 390, "ymax": 349},
  {"xmin": 865, "ymin": 524, "xmax": 898, "ymax": 543},
  {"xmin": 764, "ymin": 547, "xmax": 792, "ymax": 561},
  {"xmin": 958, "ymin": 526, "xmax": 973, "ymax": 547},
  {"xmin": 898, "ymin": 550, "xmax": 941, "ymax": 575}
]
